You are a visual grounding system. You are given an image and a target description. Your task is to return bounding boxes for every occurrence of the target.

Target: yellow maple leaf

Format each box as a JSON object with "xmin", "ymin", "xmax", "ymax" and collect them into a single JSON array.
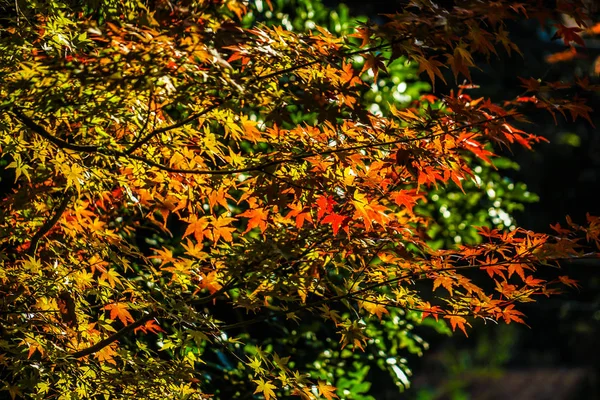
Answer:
[
  {"xmin": 61, "ymin": 163, "xmax": 84, "ymax": 192},
  {"xmin": 253, "ymin": 378, "xmax": 277, "ymax": 400},
  {"xmin": 352, "ymin": 191, "xmax": 372, "ymax": 231},
  {"xmin": 361, "ymin": 299, "xmax": 389, "ymax": 320}
]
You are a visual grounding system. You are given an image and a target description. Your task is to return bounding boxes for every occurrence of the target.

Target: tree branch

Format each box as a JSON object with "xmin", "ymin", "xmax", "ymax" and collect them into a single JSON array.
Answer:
[
  {"xmin": 71, "ymin": 311, "xmax": 158, "ymax": 359},
  {"xmin": 27, "ymin": 191, "xmax": 72, "ymax": 255},
  {"xmin": 12, "ymin": 108, "xmax": 100, "ymax": 153}
]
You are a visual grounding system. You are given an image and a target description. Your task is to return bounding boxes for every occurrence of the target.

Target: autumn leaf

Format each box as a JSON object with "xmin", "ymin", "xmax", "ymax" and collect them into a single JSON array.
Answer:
[
  {"xmin": 552, "ymin": 24, "xmax": 585, "ymax": 47},
  {"xmin": 197, "ymin": 271, "xmax": 222, "ymax": 294},
  {"xmin": 2, "ymin": 1, "xmax": 599, "ymax": 397},
  {"xmin": 104, "ymin": 303, "xmax": 134, "ymax": 326},
  {"xmin": 481, "ymin": 264, "xmax": 507, "ymax": 279},
  {"xmin": 253, "ymin": 378, "xmax": 277, "ymax": 400},
  {"xmin": 391, "ymin": 190, "xmax": 422, "ymax": 213},
  {"xmin": 416, "ymin": 56, "xmax": 447, "ymax": 89},
  {"xmin": 317, "ymin": 381, "xmax": 338, "ymax": 400},
  {"xmin": 316, "ymin": 195, "xmax": 336, "ymax": 221},
  {"xmin": 95, "ymin": 343, "xmax": 118, "ymax": 365},
  {"xmin": 352, "ymin": 190, "xmax": 373, "ymax": 230},
  {"xmin": 183, "ymin": 215, "xmax": 211, "ymax": 243},
  {"xmin": 321, "ymin": 213, "xmax": 347, "ymax": 235},
  {"xmin": 133, "ymin": 319, "xmax": 165, "ymax": 334},
  {"xmin": 286, "ymin": 203, "xmax": 313, "ymax": 229},
  {"xmin": 247, "ymin": 356, "xmax": 266, "ymax": 376},
  {"xmin": 100, "ymin": 268, "xmax": 122, "ymax": 288},
  {"xmin": 558, "ymin": 275, "xmax": 580, "ymax": 289},
  {"xmin": 444, "ymin": 315, "xmax": 471, "ymax": 336},
  {"xmin": 433, "ymin": 275, "xmax": 455, "ymax": 296},
  {"xmin": 211, "ymin": 215, "xmax": 237, "ymax": 243},
  {"xmin": 507, "ymin": 263, "xmax": 529, "ymax": 281},
  {"xmin": 361, "ymin": 53, "xmax": 387, "ymax": 81},
  {"xmin": 500, "ymin": 304, "xmax": 526, "ymax": 325},
  {"xmin": 361, "ymin": 298, "xmax": 389, "ymax": 320},
  {"xmin": 238, "ymin": 208, "xmax": 269, "ymax": 233}
]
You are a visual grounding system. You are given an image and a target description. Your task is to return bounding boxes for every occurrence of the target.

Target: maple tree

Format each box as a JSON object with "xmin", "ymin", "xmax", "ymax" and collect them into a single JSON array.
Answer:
[{"xmin": 1, "ymin": 0, "xmax": 599, "ymax": 398}]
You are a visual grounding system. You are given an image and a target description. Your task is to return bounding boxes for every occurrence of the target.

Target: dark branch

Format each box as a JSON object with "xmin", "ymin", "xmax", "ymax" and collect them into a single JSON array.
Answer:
[
  {"xmin": 12, "ymin": 108, "xmax": 100, "ymax": 153},
  {"xmin": 27, "ymin": 192, "xmax": 72, "ymax": 255},
  {"xmin": 71, "ymin": 311, "xmax": 158, "ymax": 359}
]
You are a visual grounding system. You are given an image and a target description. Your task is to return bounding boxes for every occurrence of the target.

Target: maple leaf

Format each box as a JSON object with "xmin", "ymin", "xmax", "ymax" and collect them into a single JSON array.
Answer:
[
  {"xmin": 564, "ymin": 100, "xmax": 595, "ymax": 127},
  {"xmin": 361, "ymin": 298, "xmax": 389, "ymax": 320},
  {"xmin": 61, "ymin": 163, "xmax": 84, "ymax": 192},
  {"xmin": 558, "ymin": 275, "xmax": 580, "ymax": 289},
  {"xmin": 444, "ymin": 315, "xmax": 471, "ymax": 337},
  {"xmin": 181, "ymin": 239, "xmax": 207, "ymax": 259},
  {"xmin": 317, "ymin": 381, "xmax": 338, "ymax": 400},
  {"xmin": 134, "ymin": 319, "xmax": 165, "ymax": 334},
  {"xmin": 316, "ymin": 195, "xmax": 336, "ymax": 221},
  {"xmin": 518, "ymin": 77, "xmax": 541, "ymax": 92},
  {"xmin": 211, "ymin": 215, "xmax": 237, "ymax": 243},
  {"xmin": 480, "ymin": 264, "xmax": 507, "ymax": 279},
  {"xmin": 253, "ymin": 378, "xmax": 277, "ymax": 400},
  {"xmin": 238, "ymin": 208, "xmax": 269, "ymax": 233},
  {"xmin": 391, "ymin": 190, "xmax": 421, "ymax": 213},
  {"xmin": 183, "ymin": 215, "xmax": 210, "ymax": 243},
  {"xmin": 247, "ymin": 356, "xmax": 266, "ymax": 376},
  {"xmin": 349, "ymin": 26, "xmax": 371, "ymax": 48},
  {"xmin": 500, "ymin": 304, "xmax": 526, "ymax": 325},
  {"xmin": 286, "ymin": 203, "xmax": 313, "ymax": 229},
  {"xmin": 352, "ymin": 191, "xmax": 373, "ymax": 231},
  {"xmin": 361, "ymin": 53, "xmax": 388, "ymax": 81},
  {"xmin": 416, "ymin": 56, "xmax": 447, "ymax": 89},
  {"xmin": 207, "ymin": 188, "xmax": 232, "ymax": 211},
  {"xmin": 321, "ymin": 213, "xmax": 347, "ymax": 235},
  {"xmin": 21, "ymin": 337, "xmax": 44, "ymax": 359},
  {"xmin": 420, "ymin": 302, "xmax": 444, "ymax": 322},
  {"xmin": 507, "ymin": 263, "xmax": 529, "ymax": 281},
  {"xmin": 433, "ymin": 275, "xmax": 455, "ymax": 296},
  {"xmin": 153, "ymin": 247, "xmax": 175, "ymax": 268},
  {"xmin": 7, "ymin": 154, "xmax": 31, "ymax": 182},
  {"xmin": 100, "ymin": 268, "xmax": 122, "ymax": 288},
  {"xmin": 95, "ymin": 343, "xmax": 119, "ymax": 365},
  {"xmin": 197, "ymin": 271, "xmax": 222, "ymax": 294},
  {"xmin": 552, "ymin": 24, "xmax": 585, "ymax": 47},
  {"xmin": 524, "ymin": 275, "xmax": 545, "ymax": 287},
  {"xmin": 104, "ymin": 303, "xmax": 134, "ymax": 326}
]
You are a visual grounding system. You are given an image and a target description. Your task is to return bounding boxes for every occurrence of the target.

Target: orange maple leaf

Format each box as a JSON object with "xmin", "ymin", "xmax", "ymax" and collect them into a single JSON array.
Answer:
[
  {"xmin": 317, "ymin": 381, "xmax": 339, "ymax": 400},
  {"xmin": 500, "ymin": 304, "xmax": 526, "ymax": 325},
  {"xmin": 104, "ymin": 303, "xmax": 134, "ymax": 326},
  {"xmin": 316, "ymin": 195, "xmax": 336, "ymax": 221},
  {"xmin": 321, "ymin": 213, "xmax": 347, "ymax": 235},
  {"xmin": 134, "ymin": 319, "xmax": 165, "ymax": 334},
  {"xmin": 433, "ymin": 275, "xmax": 455, "ymax": 296},
  {"xmin": 95, "ymin": 342, "xmax": 118, "ymax": 365},
  {"xmin": 286, "ymin": 203, "xmax": 313, "ymax": 229},
  {"xmin": 444, "ymin": 315, "xmax": 471, "ymax": 336},
  {"xmin": 211, "ymin": 215, "xmax": 237, "ymax": 243},
  {"xmin": 183, "ymin": 215, "xmax": 210, "ymax": 243},
  {"xmin": 238, "ymin": 207, "xmax": 268, "ymax": 233},
  {"xmin": 558, "ymin": 275, "xmax": 580, "ymax": 289}
]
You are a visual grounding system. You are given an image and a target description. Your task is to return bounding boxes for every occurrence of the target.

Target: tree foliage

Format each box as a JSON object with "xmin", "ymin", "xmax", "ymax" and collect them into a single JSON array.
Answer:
[{"xmin": 0, "ymin": 0, "xmax": 599, "ymax": 398}]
